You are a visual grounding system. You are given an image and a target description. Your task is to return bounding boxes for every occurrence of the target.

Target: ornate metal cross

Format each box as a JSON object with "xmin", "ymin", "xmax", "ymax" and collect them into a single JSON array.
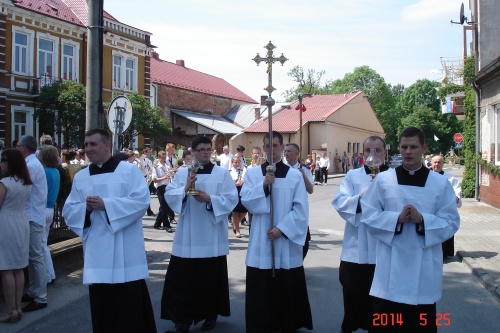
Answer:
[{"xmin": 252, "ymin": 41, "xmax": 288, "ymax": 96}]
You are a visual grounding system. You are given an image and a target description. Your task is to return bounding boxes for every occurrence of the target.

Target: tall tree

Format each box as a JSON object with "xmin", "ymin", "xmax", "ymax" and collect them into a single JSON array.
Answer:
[
  {"xmin": 283, "ymin": 65, "xmax": 327, "ymax": 101},
  {"xmin": 35, "ymin": 80, "xmax": 86, "ymax": 148},
  {"xmin": 325, "ymin": 65, "xmax": 395, "ymax": 113},
  {"xmin": 398, "ymin": 79, "xmax": 441, "ymax": 116}
]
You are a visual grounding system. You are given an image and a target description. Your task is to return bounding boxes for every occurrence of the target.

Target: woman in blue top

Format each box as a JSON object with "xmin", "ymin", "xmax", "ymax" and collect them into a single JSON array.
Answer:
[{"xmin": 38, "ymin": 145, "xmax": 61, "ymax": 285}]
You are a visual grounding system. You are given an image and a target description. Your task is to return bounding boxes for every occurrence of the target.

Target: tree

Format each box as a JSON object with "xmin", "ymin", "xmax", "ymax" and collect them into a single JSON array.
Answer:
[
  {"xmin": 461, "ymin": 56, "xmax": 477, "ymax": 197},
  {"xmin": 398, "ymin": 79, "xmax": 441, "ymax": 116},
  {"xmin": 105, "ymin": 92, "xmax": 170, "ymax": 149},
  {"xmin": 35, "ymin": 80, "xmax": 86, "ymax": 148},
  {"xmin": 283, "ymin": 65, "xmax": 327, "ymax": 101},
  {"xmin": 325, "ymin": 65, "xmax": 396, "ymax": 113}
]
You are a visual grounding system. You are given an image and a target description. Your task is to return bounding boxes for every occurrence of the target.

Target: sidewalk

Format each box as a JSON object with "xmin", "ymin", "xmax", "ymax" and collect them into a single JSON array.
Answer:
[{"xmin": 455, "ymin": 198, "xmax": 500, "ymax": 302}]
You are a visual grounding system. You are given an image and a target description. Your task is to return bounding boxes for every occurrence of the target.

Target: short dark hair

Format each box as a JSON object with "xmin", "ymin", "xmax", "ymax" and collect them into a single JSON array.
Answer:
[
  {"xmin": 183, "ymin": 150, "xmax": 192, "ymax": 158},
  {"xmin": 191, "ymin": 136, "xmax": 212, "ymax": 150},
  {"xmin": 363, "ymin": 136, "xmax": 386, "ymax": 149},
  {"xmin": 399, "ymin": 127, "xmax": 425, "ymax": 146},
  {"xmin": 263, "ymin": 131, "xmax": 283, "ymax": 144},
  {"xmin": 85, "ymin": 128, "xmax": 110, "ymax": 143},
  {"xmin": 236, "ymin": 145, "xmax": 245, "ymax": 152},
  {"xmin": 285, "ymin": 143, "xmax": 300, "ymax": 152},
  {"xmin": 1, "ymin": 148, "xmax": 33, "ymax": 185}
]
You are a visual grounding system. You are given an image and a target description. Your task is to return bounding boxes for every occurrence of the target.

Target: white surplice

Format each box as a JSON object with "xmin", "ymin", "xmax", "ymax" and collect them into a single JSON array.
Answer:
[
  {"xmin": 62, "ymin": 161, "xmax": 151, "ymax": 284},
  {"xmin": 443, "ymin": 171, "xmax": 462, "ymax": 208},
  {"xmin": 165, "ymin": 164, "xmax": 238, "ymax": 258},
  {"xmin": 332, "ymin": 167, "xmax": 377, "ymax": 264},
  {"xmin": 241, "ymin": 164, "xmax": 309, "ymax": 269},
  {"xmin": 360, "ymin": 168, "xmax": 460, "ymax": 305}
]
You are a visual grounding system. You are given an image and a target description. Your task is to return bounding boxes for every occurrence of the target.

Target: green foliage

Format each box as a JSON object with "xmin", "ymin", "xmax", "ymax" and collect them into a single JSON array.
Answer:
[
  {"xmin": 474, "ymin": 155, "xmax": 500, "ymax": 176},
  {"xmin": 437, "ymin": 83, "xmax": 464, "ymax": 103},
  {"xmin": 35, "ymin": 80, "xmax": 86, "ymax": 148},
  {"xmin": 283, "ymin": 66, "xmax": 328, "ymax": 101},
  {"xmin": 325, "ymin": 65, "xmax": 395, "ymax": 112},
  {"xmin": 398, "ymin": 79, "xmax": 441, "ymax": 116},
  {"xmin": 461, "ymin": 56, "xmax": 477, "ymax": 198},
  {"xmin": 105, "ymin": 92, "xmax": 170, "ymax": 149}
]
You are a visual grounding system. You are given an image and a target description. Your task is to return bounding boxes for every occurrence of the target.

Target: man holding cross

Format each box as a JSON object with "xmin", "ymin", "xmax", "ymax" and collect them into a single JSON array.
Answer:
[{"xmin": 241, "ymin": 131, "xmax": 312, "ymax": 333}]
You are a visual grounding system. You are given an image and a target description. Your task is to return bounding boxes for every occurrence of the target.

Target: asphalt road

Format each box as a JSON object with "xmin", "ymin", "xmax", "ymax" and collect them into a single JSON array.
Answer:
[{"xmin": 4, "ymin": 170, "xmax": 500, "ymax": 333}]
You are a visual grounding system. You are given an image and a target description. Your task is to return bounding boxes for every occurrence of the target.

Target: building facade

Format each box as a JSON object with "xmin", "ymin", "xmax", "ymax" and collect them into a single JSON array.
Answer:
[{"xmin": 0, "ymin": 0, "xmax": 152, "ymax": 148}]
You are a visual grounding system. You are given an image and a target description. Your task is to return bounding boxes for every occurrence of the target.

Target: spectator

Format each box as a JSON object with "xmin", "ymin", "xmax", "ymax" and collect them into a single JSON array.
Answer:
[{"xmin": 0, "ymin": 149, "xmax": 32, "ymax": 323}]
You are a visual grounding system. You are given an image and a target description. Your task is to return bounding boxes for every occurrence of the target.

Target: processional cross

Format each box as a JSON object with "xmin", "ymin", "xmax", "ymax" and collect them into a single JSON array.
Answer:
[{"xmin": 252, "ymin": 41, "xmax": 288, "ymax": 277}]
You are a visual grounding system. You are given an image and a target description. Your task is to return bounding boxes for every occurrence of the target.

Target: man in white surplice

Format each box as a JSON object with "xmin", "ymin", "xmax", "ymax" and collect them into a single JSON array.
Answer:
[
  {"xmin": 62, "ymin": 129, "xmax": 156, "ymax": 333},
  {"xmin": 160, "ymin": 136, "xmax": 238, "ymax": 333},
  {"xmin": 241, "ymin": 131, "xmax": 313, "ymax": 333},
  {"xmin": 360, "ymin": 127, "xmax": 460, "ymax": 333}
]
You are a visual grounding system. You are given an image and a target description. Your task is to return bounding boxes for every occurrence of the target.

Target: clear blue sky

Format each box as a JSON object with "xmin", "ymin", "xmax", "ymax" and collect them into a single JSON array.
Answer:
[{"xmin": 104, "ymin": 0, "xmax": 470, "ymax": 102}]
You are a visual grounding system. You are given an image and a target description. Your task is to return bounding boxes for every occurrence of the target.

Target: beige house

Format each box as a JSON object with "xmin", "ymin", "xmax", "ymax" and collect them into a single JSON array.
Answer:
[{"xmin": 236, "ymin": 92, "xmax": 385, "ymax": 173}]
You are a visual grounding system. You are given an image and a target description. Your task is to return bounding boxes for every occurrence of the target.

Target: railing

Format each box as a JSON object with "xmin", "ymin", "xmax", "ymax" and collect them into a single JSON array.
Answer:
[{"xmin": 48, "ymin": 201, "xmax": 77, "ymax": 245}]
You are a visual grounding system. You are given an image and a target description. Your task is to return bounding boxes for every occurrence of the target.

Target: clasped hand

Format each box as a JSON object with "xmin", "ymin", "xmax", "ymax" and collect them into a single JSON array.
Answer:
[
  {"xmin": 86, "ymin": 195, "xmax": 104, "ymax": 211},
  {"xmin": 398, "ymin": 204, "xmax": 423, "ymax": 224}
]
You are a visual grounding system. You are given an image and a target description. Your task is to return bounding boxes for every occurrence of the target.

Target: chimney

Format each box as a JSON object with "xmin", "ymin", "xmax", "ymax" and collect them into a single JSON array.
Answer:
[
  {"xmin": 254, "ymin": 107, "xmax": 261, "ymax": 120},
  {"xmin": 260, "ymin": 95, "xmax": 267, "ymax": 105},
  {"xmin": 150, "ymin": 51, "xmax": 159, "ymax": 60},
  {"xmin": 176, "ymin": 60, "xmax": 185, "ymax": 67}
]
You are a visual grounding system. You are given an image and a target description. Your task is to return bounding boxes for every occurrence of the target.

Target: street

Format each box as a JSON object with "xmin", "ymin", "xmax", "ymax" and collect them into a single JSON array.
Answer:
[{"xmin": 3, "ymin": 168, "xmax": 500, "ymax": 332}]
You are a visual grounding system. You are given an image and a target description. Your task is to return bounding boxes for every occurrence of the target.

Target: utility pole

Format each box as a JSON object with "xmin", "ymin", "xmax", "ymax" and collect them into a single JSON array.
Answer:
[{"xmin": 86, "ymin": 0, "xmax": 104, "ymax": 131}]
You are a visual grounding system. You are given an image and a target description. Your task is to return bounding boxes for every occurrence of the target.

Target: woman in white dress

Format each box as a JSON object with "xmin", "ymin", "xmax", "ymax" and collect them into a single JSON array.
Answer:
[{"xmin": 0, "ymin": 149, "xmax": 32, "ymax": 323}]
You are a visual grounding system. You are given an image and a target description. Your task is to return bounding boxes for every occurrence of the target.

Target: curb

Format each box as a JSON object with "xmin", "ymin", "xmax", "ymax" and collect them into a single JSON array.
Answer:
[{"xmin": 456, "ymin": 248, "xmax": 500, "ymax": 303}]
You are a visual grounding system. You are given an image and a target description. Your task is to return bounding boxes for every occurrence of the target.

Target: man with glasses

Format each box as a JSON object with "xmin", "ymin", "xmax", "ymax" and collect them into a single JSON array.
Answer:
[
  {"xmin": 161, "ymin": 136, "xmax": 238, "ymax": 333},
  {"xmin": 17, "ymin": 135, "xmax": 49, "ymax": 312}
]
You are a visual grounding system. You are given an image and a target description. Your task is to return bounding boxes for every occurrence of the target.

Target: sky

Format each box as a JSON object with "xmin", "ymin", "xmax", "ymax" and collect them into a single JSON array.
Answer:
[{"xmin": 104, "ymin": 0, "xmax": 471, "ymax": 102}]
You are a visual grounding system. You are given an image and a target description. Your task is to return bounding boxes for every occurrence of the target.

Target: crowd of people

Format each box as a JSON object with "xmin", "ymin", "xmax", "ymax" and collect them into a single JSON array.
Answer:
[{"xmin": 0, "ymin": 126, "xmax": 461, "ymax": 333}]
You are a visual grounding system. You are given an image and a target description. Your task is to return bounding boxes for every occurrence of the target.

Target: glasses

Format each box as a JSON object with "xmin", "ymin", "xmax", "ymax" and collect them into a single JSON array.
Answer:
[
  {"xmin": 196, "ymin": 149, "xmax": 212, "ymax": 153},
  {"xmin": 0, "ymin": 158, "xmax": 7, "ymax": 162}
]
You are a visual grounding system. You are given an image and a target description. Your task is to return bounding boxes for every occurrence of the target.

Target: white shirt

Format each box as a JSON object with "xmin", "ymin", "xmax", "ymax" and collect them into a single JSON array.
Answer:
[
  {"xmin": 442, "ymin": 171, "xmax": 462, "ymax": 208},
  {"xmin": 319, "ymin": 156, "xmax": 330, "ymax": 169},
  {"xmin": 152, "ymin": 161, "xmax": 170, "ymax": 188},
  {"xmin": 139, "ymin": 155, "xmax": 153, "ymax": 177},
  {"xmin": 218, "ymin": 153, "xmax": 233, "ymax": 170},
  {"xmin": 25, "ymin": 153, "xmax": 48, "ymax": 226}
]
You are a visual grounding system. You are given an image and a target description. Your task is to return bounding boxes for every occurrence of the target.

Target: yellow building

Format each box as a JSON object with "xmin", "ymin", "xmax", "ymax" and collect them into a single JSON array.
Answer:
[{"xmin": 0, "ymin": 0, "xmax": 152, "ymax": 148}]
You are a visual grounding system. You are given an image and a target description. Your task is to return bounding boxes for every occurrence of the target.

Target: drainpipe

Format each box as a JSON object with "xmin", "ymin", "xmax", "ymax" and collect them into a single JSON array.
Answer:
[{"xmin": 471, "ymin": 81, "xmax": 480, "ymax": 200}]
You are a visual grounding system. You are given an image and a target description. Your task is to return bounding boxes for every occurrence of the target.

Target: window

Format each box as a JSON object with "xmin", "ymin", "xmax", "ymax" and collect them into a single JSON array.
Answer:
[
  {"xmin": 36, "ymin": 33, "xmax": 59, "ymax": 78},
  {"xmin": 113, "ymin": 55, "xmax": 121, "ymax": 88},
  {"xmin": 38, "ymin": 38, "xmax": 54, "ymax": 76},
  {"xmin": 62, "ymin": 44, "xmax": 74, "ymax": 80},
  {"xmin": 11, "ymin": 106, "xmax": 36, "ymax": 141},
  {"xmin": 125, "ymin": 59, "xmax": 135, "ymax": 91},
  {"xmin": 14, "ymin": 32, "xmax": 28, "ymax": 74},
  {"xmin": 112, "ymin": 51, "xmax": 138, "ymax": 91},
  {"xmin": 348, "ymin": 142, "xmax": 352, "ymax": 153},
  {"xmin": 12, "ymin": 27, "xmax": 34, "ymax": 76}
]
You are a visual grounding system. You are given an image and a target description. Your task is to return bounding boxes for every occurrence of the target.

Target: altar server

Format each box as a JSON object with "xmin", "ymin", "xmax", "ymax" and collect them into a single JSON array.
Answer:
[
  {"xmin": 62, "ymin": 129, "xmax": 156, "ymax": 333},
  {"xmin": 161, "ymin": 135, "xmax": 238, "ymax": 333},
  {"xmin": 361, "ymin": 127, "xmax": 460, "ymax": 333}
]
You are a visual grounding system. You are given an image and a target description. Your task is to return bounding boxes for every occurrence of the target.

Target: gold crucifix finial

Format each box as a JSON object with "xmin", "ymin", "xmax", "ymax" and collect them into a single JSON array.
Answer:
[{"xmin": 252, "ymin": 40, "xmax": 288, "ymax": 97}]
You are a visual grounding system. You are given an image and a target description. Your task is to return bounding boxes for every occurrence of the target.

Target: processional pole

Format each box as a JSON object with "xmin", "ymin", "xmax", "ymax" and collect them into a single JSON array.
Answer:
[{"xmin": 252, "ymin": 41, "xmax": 288, "ymax": 277}]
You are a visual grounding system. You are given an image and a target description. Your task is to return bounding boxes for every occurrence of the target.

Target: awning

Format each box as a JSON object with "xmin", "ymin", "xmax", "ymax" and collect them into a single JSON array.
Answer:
[{"xmin": 171, "ymin": 109, "xmax": 243, "ymax": 134}]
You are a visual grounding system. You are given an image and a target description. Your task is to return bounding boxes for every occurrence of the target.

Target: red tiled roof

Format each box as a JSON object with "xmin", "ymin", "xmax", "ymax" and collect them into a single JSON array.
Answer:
[
  {"xmin": 244, "ymin": 92, "xmax": 363, "ymax": 133},
  {"xmin": 150, "ymin": 56, "xmax": 257, "ymax": 104},
  {"xmin": 13, "ymin": 0, "xmax": 118, "ymax": 27}
]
